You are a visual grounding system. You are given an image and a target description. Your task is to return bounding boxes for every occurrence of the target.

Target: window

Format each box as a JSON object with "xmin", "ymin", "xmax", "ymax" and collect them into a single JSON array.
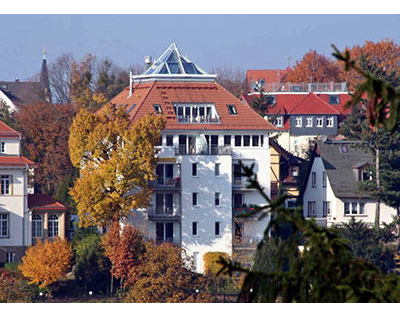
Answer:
[
  {"xmin": 215, "ymin": 163, "xmax": 220, "ymax": 176},
  {"xmin": 275, "ymin": 116, "xmax": 283, "ymax": 127},
  {"xmin": 308, "ymin": 201, "xmax": 316, "ymax": 217},
  {"xmin": 224, "ymin": 135, "xmax": 231, "ymax": 146},
  {"xmin": 126, "ymin": 104, "xmax": 136, "ymax": 114},
  {"xmin": 192, "ymin": 222, "xmax": 198, "ymax": 235},
  {"xmin": 252, "ymin": 135, "xmax": 259, "ymax": 147},
  {"xmin": 266, "ymin": 95, "xmax": 276, "ymax": 105},
  {"xmin": 6, "ymin": 252, "xmax": 14, "ymax": 263},
  {"xmin": 326, "ymin": 116, "xmax": 334, "ymax": 127},
  {"xmin": 340, "ymin": 145, "xmax": 348, "ymax": 154},
  {"xmin": 344, "ymin": 202, "xmax": 350, "ymax": 215},
  {"xmin": 291, "ymin": 166, "xmax": 299, "ymax": 177},
  {"xmin": 0, "ymin": 142, "xmax": 5, "ymax": 153},
  {"xmin": 235, "ymin": 221, "xmax": 243, "ymax": 241},
  {"xmin": 323, "ymin": 201, "xmax": 331, "ymax": 217},
  {"xmin": 306, "ymin": 117, "xmax": 313, "ymax": 127},
  {"xmin": 233, "ymin": 193, "xmax": 243, "ymax": 208},
  {"xmin": 0, "ymin": 213, "xmax": 9, "ymax": 237},
  {"xmin": 287, "ymin": 198, "xmax": 297, "ymax": 209},
  {"xmin": 166, "ymin": 135, "xmax": 173, "ymax": 147},
  {"xmin": 316, "ymin": 117, "xmax": 323, "ymax": 127},
  {"xmin": 259, "ymin": 79, "xmax": 265, "ymax": 87},
  {"xmin": 215, "ymin": 192, "xmax": 220, "ymax": 206},
  {"xmin": 243, "ymin": 135, "xmax": 250, "ymax": 147},
  {"xmin": 1, "ymin": 175, "xmax": 11, "ymax": 195},
  {"xmin": 192, "ymin": 193, "xmax": 198, "ymax": 206},
  {"xmin": 360, "ymin": 169, "xmax": 371, "ymax": 182},
  {"xmin": 351, "ymin": 202, "xmax": 358, "ymax": 215},
  {"xmin": 235, "ymin": 135, "xmax": 242, "ymax": 147},
  {"xmin": 260, "ymin": 135, "xmax": 264, "ymax": 147},
  {"xmin": 215, "ymin": 222, "xmax": 220, "ymax": 236},
  {"xmin": 48, "ymin": 214, "xmax": 59, "ymax": 238},
  {"xmin": 322, "ymin": 171, "xmax": 327, "ymax": 187},
  {"xmin": 227, "ymin": 104, "xmax": 237, "ymax": 115},
  {"xmin": 153, "ymin": 104, "xmax": 163, "ymax": 114},
  {"xmin": 295, "ymin": 117, "xmax": 302, "ymax": 127},
  {"xmin": 192, "ymin": 163, "xmax": 198, "ymax": 176},
  {"xmin": 311, "ymin": 172, "xmax": 316, "ymax": 188},
  {"xmin": 32, "ymin": 214, "xmax": 42, "ymax": 238},
  {"xmin": 329, "ymin": 94, "xmax": 340, "ymax": 105}
]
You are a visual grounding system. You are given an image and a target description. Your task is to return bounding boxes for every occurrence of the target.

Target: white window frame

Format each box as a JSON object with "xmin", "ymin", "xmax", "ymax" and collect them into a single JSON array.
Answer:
[
  {"xmin": 6, "ymin": 252, "xmax": 15, "ymax": 263},
  {"xmin": 275, "ymin": 116, "xmax": 283, "ymax": 127},
  {"xmin": 323, "ymin": 201, "xmax": 331, "ymax": 217},
  {"xmin": 344, "ymin": 201, "xmax": 366, "ymax": 216},
  {"xmin": 311, "ymin": 172, "xmax": 316, "ymax": 188},
  {"xmin": 322, "ymin": 171, "xmax": 327, "ymax": 187},
  {"xmin": 48, "ymin": 214, "xmax": 59, "ymax": 238},
  {"xmin": 316, "ymin": 117, "xmax": 323, "ymax": 127},
  {"xmin": 306, "ymin": 117, "xmax": 313, "ymax": 127},
  {"xmin": 326, "ymin": 116, "xmax": 334, "ymax": 127},
  {"xmin": 1, "ymin": 175, "xmax": 11, "ymax": 195},
  {"xmin": 0, "ymin": 213, "xmax": 9, "ymax": 238},
  {"xmin": 32, "ymin": 214, "xmax": 43, "ymax": 238},
  {"xmin": 295, "ymin": 117, "xmax": 302, "ymax": 127},
  {"xmin": 308, "ymin": 201, "xmax": 316, "ymax": 217}
]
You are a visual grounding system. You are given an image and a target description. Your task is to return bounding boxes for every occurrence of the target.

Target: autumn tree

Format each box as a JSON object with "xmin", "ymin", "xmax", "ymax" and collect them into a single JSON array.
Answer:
[
  {"xmin": 69, "ymin": 104, "xmax": 165, "ymax": 227},
  {"xmin": 286, "ymin": 50, "xmax": 342, "ymax": 83},
  {"xmin": 210, "ymin": 66, "xmax": 247, "ymax": 97},
  {"xmin": 124, "ymin": 242, "xmax": 213, "ymax": 303},
  {"xmin": 338, "ymin": 39, "xmax": 400, "ymax": 91},
  {"xmin": 48, "ymin": 53, "xmax": 75, "ymax": 104},
  {"xmin": 102, "ymin": 222, "xmax": 146, "ymax": 290},
  {"xmin": 15, "ymin": 103, "xmax": 77, "ymax": 196},
  {"xmin": 19, "ymin": 238, "xmax": 72, "ymax": 288}
]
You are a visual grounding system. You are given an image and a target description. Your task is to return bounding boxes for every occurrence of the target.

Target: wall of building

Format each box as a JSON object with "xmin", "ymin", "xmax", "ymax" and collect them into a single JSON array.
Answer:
[
  {"xmin": 290, "ymin": 115, "xmax": 338, "ymax": 136},
  {"xmin": 0, "ymin": 137, "xmax": 20, "ymax": 155}
]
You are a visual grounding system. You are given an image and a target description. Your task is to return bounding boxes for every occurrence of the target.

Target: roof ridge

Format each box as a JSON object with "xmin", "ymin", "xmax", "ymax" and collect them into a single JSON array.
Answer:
[{"xmin": 288, "ymin": 92, "xmax": 341, "ymax": 115}]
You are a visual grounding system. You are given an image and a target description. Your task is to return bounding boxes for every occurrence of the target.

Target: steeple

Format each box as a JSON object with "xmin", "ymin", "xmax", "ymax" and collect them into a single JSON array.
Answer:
[{"xmin": 40, "ymin": 47, "xmax": 51, "ymax": 103}]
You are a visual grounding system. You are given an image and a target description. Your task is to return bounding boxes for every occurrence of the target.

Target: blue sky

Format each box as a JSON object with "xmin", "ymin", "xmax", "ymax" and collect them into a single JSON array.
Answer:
[{"xmin": 0, "ymin": 14, "xmax": 399, "ymax": 81}]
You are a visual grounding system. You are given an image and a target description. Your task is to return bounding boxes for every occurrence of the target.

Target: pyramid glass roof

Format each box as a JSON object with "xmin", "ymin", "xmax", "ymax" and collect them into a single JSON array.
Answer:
[{"xmin": 132, "ymin": 43, "xmax": 216, "ymax": 82}]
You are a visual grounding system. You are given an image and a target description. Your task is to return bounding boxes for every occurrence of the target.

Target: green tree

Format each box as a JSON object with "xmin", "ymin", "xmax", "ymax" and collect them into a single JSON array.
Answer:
[{"xmin": 251, "ymin": 86, "xmax": 268, "ymax": 116}]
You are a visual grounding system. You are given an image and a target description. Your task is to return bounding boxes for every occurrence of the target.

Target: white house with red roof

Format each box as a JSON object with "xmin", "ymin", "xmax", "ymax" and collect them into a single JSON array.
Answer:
[
  {"xmin": 0, "ymin": 121, "xmax": 68, "ymax": 264},
  {"xmin": 109, "ymin": 43, "xmax": 278, "ymax": 272},
  {"xmin": 241, "ymin": 86, "xmax": 352, "ymax": 158}
]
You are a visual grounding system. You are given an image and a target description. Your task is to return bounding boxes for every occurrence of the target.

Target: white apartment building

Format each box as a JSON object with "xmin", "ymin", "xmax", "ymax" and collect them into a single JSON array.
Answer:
[
  {"xmin": 0, "ymin": 120, "xmax": 68, "ymax": 264},
  {"xmin": 110, "ymin": 43, "xmax": 277, "ymax": 273}
]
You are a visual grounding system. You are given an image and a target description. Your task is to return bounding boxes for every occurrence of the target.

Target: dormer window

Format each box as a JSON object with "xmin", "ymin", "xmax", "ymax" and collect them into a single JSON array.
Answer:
[
  {"xmin": 0, "ymin": 142, "xmax": 5, "ymax": 154},
  {"xmin": 227, "ymin": 104, "xmax": 237, "ymax": 115},
  {"xmin": 329, "ymin": 94, "xmax": 340, "ymax": 104},
  {"xmin": 316, "ymin": 117, "xmax": 323, "ymax": 127},
  {"xmin": 295, "ymin": 117, "xmax": 302, "ymax": 127},
  {"xmin": 306, "ymin": 117, "xmax": 313, "ymax": 127},
  {"xmin": 275, "ymin": 116, "xmax": 283, "ymax": 127},
  {"xmin": 153, "ymin": 104, "xmax": 163, "ymax": 114},
  {"xmin": 266, "ymin": 95, "xmax": 276, "ymax": 105},
  {"xmin": 326, "ymin": 116, "xmax": 334, "ymax": 127}
]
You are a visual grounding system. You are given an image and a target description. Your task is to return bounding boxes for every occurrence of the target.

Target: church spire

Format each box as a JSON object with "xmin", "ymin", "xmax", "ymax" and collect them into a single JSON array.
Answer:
[{"xmin": 40, "ymin": 47, "xmax": 51, "ymax": 103}]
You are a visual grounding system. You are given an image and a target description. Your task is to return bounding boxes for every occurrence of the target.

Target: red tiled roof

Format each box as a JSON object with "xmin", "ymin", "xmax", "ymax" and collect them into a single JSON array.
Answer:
[
  {"xmin": 0, "ymin": 120, "xmax": 21, "ymax": 138},
  {"xmin": 110, "ymin": 81, "xmax": 279, "ymax": 131},
  {"xmin": 289, "ymin": 93, "xmax": 341, "ymax": 115},
  {"xmin": 317, "ymin": 93, "xmax": 353, "ymax": 115},
  {"xmin": 28, "ymin": 194, "xmax": 68, "ymax": 210},
  {"xmin": 246, "ymin": 68, "xmax": 290, "ymax": 89},
  {"xmin": 0, "ymin": 156, "xmax": 36, "ymax": 167}
]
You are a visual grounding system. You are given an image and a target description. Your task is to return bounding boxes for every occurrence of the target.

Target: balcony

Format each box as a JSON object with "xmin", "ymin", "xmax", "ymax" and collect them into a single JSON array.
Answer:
[
  {"xmin": 177, "ymin": 115, "xmax": 221, "ymax": 124},
  {"xmin": 233, "ymin": 207, "xmax": 257, "ymax": 217},
  {"xmin": 232, "ymin": 177, "xmax": 255, "ymax": 191},
  {"xmin": 148, "ymin": 206, "xmax": 181, "ymax": 221},
  {"xmin": 155, "ymin": 237, "xmax": 181, "ymax": 246},
  {"xmin": 150, "ymin": 177, "xmax": 181, "ymax": 190},
  {"xmin": 175, "ymin": 145, "xmax": 232, "ymax": 156},
  {"xmin": 258, "ymin": 82, "xmax": 347, "ymax": 93}
]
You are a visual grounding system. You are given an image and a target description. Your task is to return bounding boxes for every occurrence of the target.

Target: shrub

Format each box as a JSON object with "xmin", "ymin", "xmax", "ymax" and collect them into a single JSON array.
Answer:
[{"xmin": 203, "ymin": 252, "xmax": 230, "ymax": 276}]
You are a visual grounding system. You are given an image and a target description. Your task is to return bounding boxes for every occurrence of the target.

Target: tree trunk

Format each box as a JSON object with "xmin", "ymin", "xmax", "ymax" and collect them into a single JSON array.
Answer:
[
  {"xmin": 110, "ymin": 274, "xmax": 113, "ymax": 295},
  {"xmin": 375, "ymin": 148, "xmax": 381, "ymax": 228}
]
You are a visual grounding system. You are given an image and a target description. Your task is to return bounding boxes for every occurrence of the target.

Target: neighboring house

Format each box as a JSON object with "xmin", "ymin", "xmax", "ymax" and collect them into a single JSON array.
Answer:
[
  {"xmin": 0, "ymin": 120, "xmax": 67, "ymax": 264},
  {"xmin": 109, "ymin": 43, "xmax": 278, "ymax": 273},
  {"xmin": 241, "ymin": 87, "xmax": 352, "ymax": 158},
  {"xmin": 269, "ymin": 139, "xmax": 304, "ymax": 207},
  {"xmin": 246, "ymin": 68, "xmax": 291, "ymax": 93},
  {"xmin": 0, "ymin": 49, "xmax": 51, "ymax": 111},
  {"xmin": 302, "ymin": 139, "xmax": 397, "ymax": 227}
]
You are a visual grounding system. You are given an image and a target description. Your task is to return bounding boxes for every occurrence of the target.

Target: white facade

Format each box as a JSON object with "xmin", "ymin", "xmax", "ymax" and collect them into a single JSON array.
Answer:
[
  {"xmin": 303, "ymin": 157, "xmax": 397, "ymax": 227},
  {"xmin": 131, "ymin": 131, "xmax": 271, "ymax": 273}
]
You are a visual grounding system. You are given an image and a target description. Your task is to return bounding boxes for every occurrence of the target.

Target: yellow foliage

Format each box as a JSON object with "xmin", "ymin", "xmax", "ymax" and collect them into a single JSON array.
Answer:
[
  {"xmin": 19, "ymin": 238, "xmax": 72, "ymax": 288},
  {"xmin": 69, "ymin": 104, "xmax": 165, "ymax": 227},
  {"xmin": 203, "ymin": 252, "xmax": 230, "ymax": 276}
]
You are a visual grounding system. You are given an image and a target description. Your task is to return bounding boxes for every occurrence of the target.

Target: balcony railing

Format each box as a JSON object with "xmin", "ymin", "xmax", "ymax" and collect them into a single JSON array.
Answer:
[
  {"xmin": 177, "ymin": 115, "xmax": 221, "ymax": 124},
  {"xmin": 175, "ymin": 145, "xmax": 232, "ymax": 155},
  {"xmin": 155, "ymin": 237, "xmax": 181, "ymax": 246},
  {"xmin": 148, "ymin": 206, "xmax": 181, "ymax": 221},
  {"xmin": 255, "ymin": 82, "xmax": 348, "ymax": 93},
  {"xmin": 150, "ymin": 177, "xmax": 181, "ymax": 189}
]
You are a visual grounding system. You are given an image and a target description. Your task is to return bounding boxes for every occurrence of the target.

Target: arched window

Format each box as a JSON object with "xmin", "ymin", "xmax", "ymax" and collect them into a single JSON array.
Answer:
[
  {"xmin": 48, "ymin": 214, "xmax": 59, "ymax": 238},
  {"xmin": 32, "ymin": 214, "xmax": 42, "ymax": 238}
]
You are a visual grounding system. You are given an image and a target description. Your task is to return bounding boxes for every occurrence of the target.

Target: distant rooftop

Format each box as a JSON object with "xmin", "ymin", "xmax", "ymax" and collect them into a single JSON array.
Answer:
[
  {"xmin": 250, "ymin": 82, "xmax": 348, "ymax": 93},
  {"xmin": 132, "ymin": 43, "xmax": 217, "ymax": 83}
]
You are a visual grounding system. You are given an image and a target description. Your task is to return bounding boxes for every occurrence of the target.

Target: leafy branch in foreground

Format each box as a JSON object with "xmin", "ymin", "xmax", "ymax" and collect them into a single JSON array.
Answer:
[
  {"xmin": 218, "ymin": 162, "xmax": 400, "ymax": 302},
  {"xmin": 332, "ymin": 44, "xmax": 400, "ymax": 132}
]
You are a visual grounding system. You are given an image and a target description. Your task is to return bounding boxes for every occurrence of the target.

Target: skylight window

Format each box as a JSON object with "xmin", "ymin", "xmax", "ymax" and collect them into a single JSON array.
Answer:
[
  {"xmin": 127, "ymin": 104, "xmax": 136, "ymax": 114},
  {"xmin": 340, "ymin": 144, "xmax": 348, "ymax": 154},
  {"xmin": 329, "ymin": 94, "xmax": 340, "ymax": 104},
  {"xmin": 153, "ymin": 104, "xmax": 163, "ymax": 114},
  {"xmin": 227, "ymin": 104, "xmax": 237, "ymax": 115}
]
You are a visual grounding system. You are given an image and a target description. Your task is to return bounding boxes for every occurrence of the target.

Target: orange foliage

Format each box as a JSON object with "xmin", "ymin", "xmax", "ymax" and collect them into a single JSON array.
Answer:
[
  {"xmin": 286, "ymin": 50, "xmax": 341, "ymax": 83},
  {"xmin": 19, "ymin": 238, "xmax": 72, "ymax": 288},
  {"xmin": 337, "ymin": 38, "xmax": 400, "ymax": 91}
]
